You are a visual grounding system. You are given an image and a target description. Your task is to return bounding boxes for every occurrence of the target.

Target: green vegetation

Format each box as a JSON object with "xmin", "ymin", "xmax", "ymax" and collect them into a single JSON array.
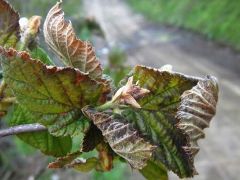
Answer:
[
  {"xmin": 0, "ymin": 0, "xmax": 219, "ymax": 179},
  {"xmin": 128, "ymin": 0, "xmax": 240, "ymax": 49}
]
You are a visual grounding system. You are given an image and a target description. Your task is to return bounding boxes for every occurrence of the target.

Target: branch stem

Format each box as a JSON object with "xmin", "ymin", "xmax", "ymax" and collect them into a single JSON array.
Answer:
[
  {"xmin": 96, "ymin": 101, "xmax": 114, "ymax": 111},
  {"xmin": 0, "ymin": 123, "xmax": 47, "ymax": 138}
]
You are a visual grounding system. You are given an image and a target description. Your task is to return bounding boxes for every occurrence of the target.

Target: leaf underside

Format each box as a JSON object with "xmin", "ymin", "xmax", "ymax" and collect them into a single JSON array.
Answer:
[
  {"xmin": 8, "ymin": 105, "xmax": 72, "ymax": 157},
  {"xmin": 121, "ymin": 65, "xmax": 199, "ymax": 177},
  {"xmin": 176, "ymin": 76, "xmax": 218, "ymax": 156},
  {"xmin": 43, "ymin": 1, "xmax": 102, "ymax": 79},
  {"xmin": 0, "ymin": 0, "xmax": 19, "ymax": 47},
  {"xmin": 120, "ymin": 65, "xmax": 218, "ymax": 178},
  {"xmin": 82, "ymin": 106, "xmax": 156, "ymax": 169},
  {"xmin": 0, "ymin": 47, "xmax": 110, "ymax": 136}
]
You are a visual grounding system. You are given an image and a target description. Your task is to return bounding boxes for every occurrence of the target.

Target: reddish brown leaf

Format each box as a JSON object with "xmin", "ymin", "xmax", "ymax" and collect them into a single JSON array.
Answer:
[
  {"xmin": 43, "ymin": 1, "xmax": 102, "ymax": 79},
  {"xmin": 177, "ymin": 76, "xmax": 218, "ymax": 156},
  {"xmin": 82, "ymin": 106, "xmax": 156, "ymax": 169}
]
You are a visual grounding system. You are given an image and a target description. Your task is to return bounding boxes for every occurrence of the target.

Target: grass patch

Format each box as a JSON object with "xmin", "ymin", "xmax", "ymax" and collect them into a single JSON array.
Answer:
[{"xmin": 128, "ymin": 0, "xmax": 240, "ymax": 49}]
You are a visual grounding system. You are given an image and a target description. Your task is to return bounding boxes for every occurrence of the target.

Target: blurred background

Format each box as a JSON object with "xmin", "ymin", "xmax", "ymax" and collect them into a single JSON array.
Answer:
[{"xmin": 1, "ymin": 0, "xmax": 240, "ymax": 179}]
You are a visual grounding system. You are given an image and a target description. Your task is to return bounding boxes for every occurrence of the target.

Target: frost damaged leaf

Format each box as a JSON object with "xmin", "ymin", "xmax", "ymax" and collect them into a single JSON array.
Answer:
[
  {"xmin": 177, "ymin": 76, "xmax": 218, "ymax": 156},
  {"xmin": 121, "ymin": 65, "xmax": 200, "ymax": 177},
  {"xmin": 82, "ymin": 106, "xmax": 156, "ymax": 169},
  {"xmin": 8, "ymin": 105, "xmax": 72, "ymax": 157},
  {"xmin": 0, "ymin": 0, "xmax": 19, "ymax": 47},
  {"xmin": 0, "ymin": 47, "xmax": 110, "ymax": 136},
  {"xmin": 43, "ymin": 1, "xmax": 102, "ymax": 79}
]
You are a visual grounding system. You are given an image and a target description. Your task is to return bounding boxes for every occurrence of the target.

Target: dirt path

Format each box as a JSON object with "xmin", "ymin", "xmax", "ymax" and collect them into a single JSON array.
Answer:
[{"xmin": 84, "ymin": 0, "xmax": 240, "ymax": 179}]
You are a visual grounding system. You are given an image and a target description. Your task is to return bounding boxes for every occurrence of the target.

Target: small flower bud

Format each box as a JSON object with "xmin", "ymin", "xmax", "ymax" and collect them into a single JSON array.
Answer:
[{"xmin": 112, "ymin": 76, "xmax": 150, "ymax": 108}]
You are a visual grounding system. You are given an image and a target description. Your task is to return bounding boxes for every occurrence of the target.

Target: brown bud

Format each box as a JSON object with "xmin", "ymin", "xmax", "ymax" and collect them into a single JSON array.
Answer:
[{"xmin": 112, "ymin": 76, "xmax": 150, "ymax": 108}]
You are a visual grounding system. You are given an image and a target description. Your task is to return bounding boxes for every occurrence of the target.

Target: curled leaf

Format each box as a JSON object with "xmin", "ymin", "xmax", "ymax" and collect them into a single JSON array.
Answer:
[
  {"xmin": 0, "ymin": 0, "xmax": 20, "ymax": 47},
  {"xmin": 43, "ymin": 1, "xmax": 102, "ymax": 79},
  {"xmin": 121, "ymin": 65, "xmax": 218, "ymax": 178},
  {"xmin": 82, "ymin": 106, "xmax": 156, "ymax": 169},
  {"xmin": 121, "ymin": 65, "xmax": 199, "ymax": 177},
  {"xmin": 177, "ymin": 76, "xmax": 218, "ymax": 156},
  {"xmin": 0, "ymin": 47, "xmax": 110, "ymax": 136}
]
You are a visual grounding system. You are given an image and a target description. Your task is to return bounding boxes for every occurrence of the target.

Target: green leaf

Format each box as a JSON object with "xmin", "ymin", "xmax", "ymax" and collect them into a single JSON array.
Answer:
[
  {"xmin": 0, "ymin": 47, "xmax": 110, "ymax": 136},
  {"xmin": 43, "ymin": 1, "xmax": 102, "ymax": 79},
  {"xmin": 8, "ymin": 105, "xmax": 72, "ymax": 157},
  {"xmin": 140, "ymin": 160, "xmax": 168, "ymax": 180},
  {"xmin": 82, "ymin": 106, "xmax": 156, "ymax": 169},
  {"xmin": 30, "ymin": 46, "xmax": 54, "ymax": 65},
  {"xmin": 120, "ymin": 65, "xmax": 200, "ymax": 177},
  {"xmin": 0, "ymin": 0, "xmax": 19, "ymax": 47},
  {"xmin": 177, "ymin": 76, "xmax": 218, "ymax": 156},
  {"xmin": 121, "ymin": 66, "xmax": 218, "ymax": 178}
]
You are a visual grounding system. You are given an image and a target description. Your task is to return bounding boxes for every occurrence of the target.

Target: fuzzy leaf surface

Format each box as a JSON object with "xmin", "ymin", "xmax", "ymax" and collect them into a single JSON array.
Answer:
[
  {"xmin": 43, "ymin": 1, "xmax": 102, "ymax": 79},
  {"xmin": 0, "ymin": 0, "xmax": 19, "ymax": 47},
  {"xmin": 0, "ymin": 47, "xmax": 110, "ymax": 136},
  {"xmin": 8, "ymin": 105, "xmax": 72, "ymax": 157},
  {"xmin": 177, "ymin": 76, "xmax": 218, "ymax": 156},
  {"xmin": 121, "ymin": 65, "xmax": 200, "ymax": 177},
  {"xmin": 82, "ymin": 106, "xmax": 156, "ymax": 169}
]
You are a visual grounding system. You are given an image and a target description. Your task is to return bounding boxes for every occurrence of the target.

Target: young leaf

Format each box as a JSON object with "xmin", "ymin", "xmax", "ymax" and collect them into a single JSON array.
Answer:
[
  {"xmin": 0, "ymin": 0, "xmax": 20, "ymax": 47},
  {"xmin": 0, "ymin": 47, "xmax": 110, "ymax": 136},
  {"xmin": 82, "ymin": 106, "xmax": 156, "ymax": 169},
  {"xmin": 176, "ymin": 76, "xmax": 218, "ymax": 156},
  {"xmin": 120, "ymin": 65, "xmax": 218, "ymax": 178},
  {"xmin": 121, "ymin": 65, "xmax": 200, "ymax": 177},
  {"xmin": 43, "ymin": 1, "xmax": 102, "ymax": 79},
  {"xmin": 8, "ymin": 105, "xmax": 72, "ymax": 157}
]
